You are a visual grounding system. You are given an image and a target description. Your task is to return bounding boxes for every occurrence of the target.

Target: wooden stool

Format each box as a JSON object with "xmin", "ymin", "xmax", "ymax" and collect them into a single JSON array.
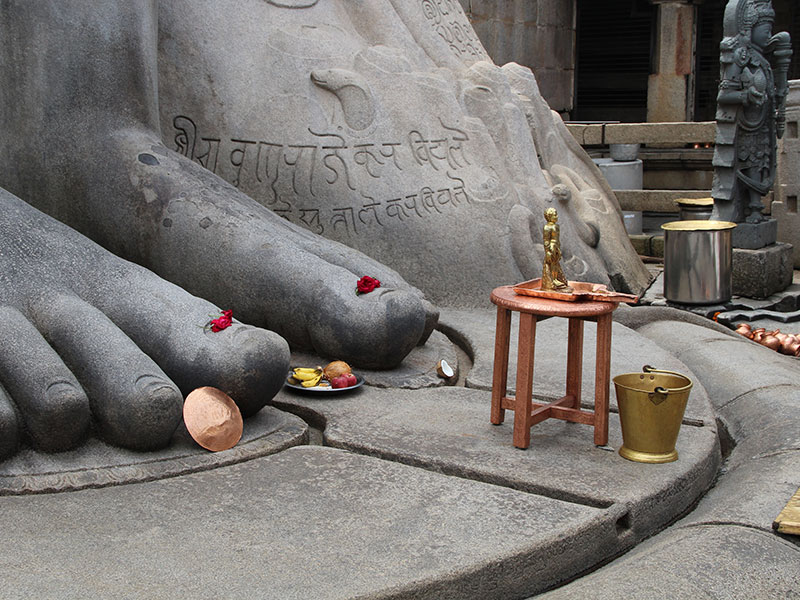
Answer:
[{"xmin": 490, "ymin": 285, "xmax": 618, "ymax": 449}]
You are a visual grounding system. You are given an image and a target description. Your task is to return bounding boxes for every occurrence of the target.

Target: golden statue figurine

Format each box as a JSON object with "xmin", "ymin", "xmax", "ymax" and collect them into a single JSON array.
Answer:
[{"xmin": 541, "ymin": 207, "xmax": 572, "ymax": 293}]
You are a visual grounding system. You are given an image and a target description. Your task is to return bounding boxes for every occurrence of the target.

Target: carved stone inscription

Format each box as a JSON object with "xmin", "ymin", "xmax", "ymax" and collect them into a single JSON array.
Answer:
[
  {"xmin": 420, "ymin": 0, "xmax": 484, "ymax": 60},
  {"xmin": 172, "ymin": 115, "xmax": 474, "ymax": 236}
]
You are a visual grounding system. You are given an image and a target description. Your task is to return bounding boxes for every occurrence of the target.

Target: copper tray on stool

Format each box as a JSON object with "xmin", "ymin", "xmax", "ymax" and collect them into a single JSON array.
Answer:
[{"xmin": 512, "ymin": 278, "xmax": 639, "ymax": 304}]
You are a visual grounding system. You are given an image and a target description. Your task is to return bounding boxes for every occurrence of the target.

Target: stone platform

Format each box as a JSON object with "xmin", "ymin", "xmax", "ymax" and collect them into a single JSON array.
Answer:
[
  {"xmin": 0, "ymin": 306, "xmax": 797, "ymax": 599},
  {"xmin": 732, "ymin": 242, "xmax": 794, "ymax": 299}
]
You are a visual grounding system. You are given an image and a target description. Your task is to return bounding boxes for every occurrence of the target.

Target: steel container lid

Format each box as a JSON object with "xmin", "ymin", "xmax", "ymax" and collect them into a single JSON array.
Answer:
[{"xmin": 661, "ymin": 220, "xmax": 737, "ymax": 232}]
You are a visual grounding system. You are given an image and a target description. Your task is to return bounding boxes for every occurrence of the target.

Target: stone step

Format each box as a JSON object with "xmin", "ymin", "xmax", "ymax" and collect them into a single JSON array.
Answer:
[
  {"xmin": 0, "ymin": 445, "xmax": 626, "ymax": 600},
  {"xmin": 615, "ymin": 189, "xmax": 708, "ymax": 213},
  {"xmin": 566, "ymin": 121, "xmax": 716, "ymax": 146}
]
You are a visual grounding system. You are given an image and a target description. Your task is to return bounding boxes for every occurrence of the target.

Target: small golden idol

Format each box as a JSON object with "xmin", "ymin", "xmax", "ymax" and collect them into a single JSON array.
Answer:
[{"xmin": 541, "ymin": 207, "xmax": 572, "ymax": 293}]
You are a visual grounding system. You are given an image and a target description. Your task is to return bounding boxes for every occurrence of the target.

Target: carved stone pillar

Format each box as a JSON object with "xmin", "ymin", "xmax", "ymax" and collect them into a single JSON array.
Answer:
[{"xmin": 647, "ymin": 0, "xmax": 697, "ymax": 122}]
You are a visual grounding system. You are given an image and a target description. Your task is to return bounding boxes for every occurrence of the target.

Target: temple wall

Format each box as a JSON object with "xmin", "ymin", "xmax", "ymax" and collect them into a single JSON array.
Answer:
[
  {"xmin": 459, "ymin": 0, "xmax": 575, "ymax": 113},
  {"xmin": 774, "ymin": 80, "xmax": 800, "ymax": 267}
]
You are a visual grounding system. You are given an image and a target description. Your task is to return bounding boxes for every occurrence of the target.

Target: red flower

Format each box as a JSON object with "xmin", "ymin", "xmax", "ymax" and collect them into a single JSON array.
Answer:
[
  {"xmin": 356, "ymin": 275, "xmax": 381, "ymax": 295},
  {"xmin": 209, "ymin": 309, "xmax": 233, "ymax": 332}
]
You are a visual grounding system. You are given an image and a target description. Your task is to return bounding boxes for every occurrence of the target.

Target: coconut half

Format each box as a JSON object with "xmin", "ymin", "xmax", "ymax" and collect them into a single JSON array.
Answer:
[{"xmin": 436, "ymin": 359, "xmax": 455, "ymax": 380}]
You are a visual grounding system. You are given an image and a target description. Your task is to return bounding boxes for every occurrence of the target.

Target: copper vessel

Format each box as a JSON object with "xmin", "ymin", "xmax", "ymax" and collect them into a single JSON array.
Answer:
[
  {"xmin": 183, "ymin": 387, "xmax": 243, "ymax": 452},
  {"xmin": 761, "ymin": 335, "xmax": 781, "ymax": 351}
]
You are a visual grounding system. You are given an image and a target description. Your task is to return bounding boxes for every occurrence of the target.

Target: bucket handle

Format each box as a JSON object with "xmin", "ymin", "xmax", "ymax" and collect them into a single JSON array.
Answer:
[{"xmin": 642, "ymin": 365, "xmax": 692, "ymax": 406}]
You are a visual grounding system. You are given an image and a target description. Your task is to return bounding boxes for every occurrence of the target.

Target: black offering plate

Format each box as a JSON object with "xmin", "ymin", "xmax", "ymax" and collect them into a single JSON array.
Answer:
[{"xmin": 284, "ymin": 372, "xmax": 365, "ymax": 393}]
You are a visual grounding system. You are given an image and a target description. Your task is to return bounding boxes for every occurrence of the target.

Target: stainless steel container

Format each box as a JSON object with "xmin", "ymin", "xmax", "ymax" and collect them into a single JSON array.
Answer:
[
  {"xmin": 675, "ymin": 197, "xmax": 714, "ymax": 221},
  {"xmin": 661, "ymin": 220, "xmax": 736, "ymax": 304}
]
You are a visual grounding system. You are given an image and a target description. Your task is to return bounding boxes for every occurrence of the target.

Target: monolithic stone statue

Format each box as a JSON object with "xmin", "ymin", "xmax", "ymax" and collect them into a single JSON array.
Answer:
[
  {"xmin": 0, "ymin": 0, "xmax": 651, "ymax": 461},
  {"xmin": 0, "ymin": 1, "xmax": 432, "ymax": 459},
  {"xmin": 712, "ymin": 0, "xmax": 793, "ymax": 224},
  {"xmin": 0, "ymin": 189, "xmax": 289, "ymax": 459},
  {"xmin": 541, "ymin": 208, "xmax": 572, "ymax": 293},
  {"xmin": 156, "ymin": 0, "xmax": 651, "ymax": 302},
  {"xmin": 0, "ymin": 1, "xmax": 432, "ymax": 369}
]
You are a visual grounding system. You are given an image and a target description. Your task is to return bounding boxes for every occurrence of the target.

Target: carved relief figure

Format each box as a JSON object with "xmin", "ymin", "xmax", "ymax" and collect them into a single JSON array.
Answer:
[{"xmin": 712, "ymin": 0, "xmax": 792, "ymax": 223}]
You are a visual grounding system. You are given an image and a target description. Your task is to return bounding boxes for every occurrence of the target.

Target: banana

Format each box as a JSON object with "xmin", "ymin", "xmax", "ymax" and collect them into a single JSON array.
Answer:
[
  {"xmin": 301, "ymin": 374, "xmax": 323, "ymax": 387},
  {"xmin": 292, "ymin": 368, "xmax": 322, "ymax": 381}
]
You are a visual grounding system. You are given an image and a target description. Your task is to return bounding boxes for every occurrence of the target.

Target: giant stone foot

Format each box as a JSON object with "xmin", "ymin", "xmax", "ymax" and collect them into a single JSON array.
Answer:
[
  {"xmin": 0, "ymin": 189, "xmax": 290, "ymax": 461},
  {"xmin": 0, "ymin": 0, "xmax": 432, "ymax": 369},
  {"xmin": 156, "ymin": 0, "xmax": 652, "ymax": 303}
]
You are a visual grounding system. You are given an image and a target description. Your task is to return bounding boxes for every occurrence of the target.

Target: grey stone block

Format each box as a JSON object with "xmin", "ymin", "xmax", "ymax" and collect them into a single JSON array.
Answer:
[
  {"xmin": 731, "ymin": 218, "xmax": 778, "ymax": 249},
  {"xmin": 732, "ymin": 243, "xmax": 794, "ymax": 299},
  {"xmin": 613, "ymin": 304, "xmax": 740, "ymax": 339},
  {"xmin": 537, "ymin": 0, "xmax": 570, "ymax": 26},
  {"xmin": 0, "ymin": 446, "xmax": 624, "ymax": 600},
  {"xmin": 773, "ymin": 197, "xmax": 800, "ymax": 267},
  {"xmin": 679, "ymin": 451, "xmax": 800, "ymax": 532},
  {"xmin": 636, "ymin": 320, "xmax": 800, "ymax": 411},
  {"xmin": 719, "ymin": 389, "xmax": 800, "ymax": 469},
  {"xmin": 0, "ymin": 407, "xmax": 307, "ymax": 495},
  {"xmin": 537, "ymin": 525, "xmax": 800, "ymax": 599},
  {"xmin": 275, "ymin": 386, "xmax": 720, "ymax": 544}
]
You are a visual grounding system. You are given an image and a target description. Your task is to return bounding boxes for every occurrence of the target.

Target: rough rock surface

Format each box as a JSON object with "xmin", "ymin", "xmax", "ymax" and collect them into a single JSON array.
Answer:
[
  {"xmin": 0, "ymin": 446, "xmax": 623, "ymax": 600},
  {"xmin": 157, "ymin": 0, "xmax": 650, "ymax": 304}
]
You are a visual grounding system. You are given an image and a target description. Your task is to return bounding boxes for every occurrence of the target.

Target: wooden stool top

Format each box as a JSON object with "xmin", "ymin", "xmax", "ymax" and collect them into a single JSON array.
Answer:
[{"xmin": 490, "ymin": 285, "xmax": 617, "ymax": 318}]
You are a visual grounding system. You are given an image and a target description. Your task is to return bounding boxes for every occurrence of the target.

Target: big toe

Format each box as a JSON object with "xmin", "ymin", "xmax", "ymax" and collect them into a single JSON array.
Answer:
[
  {"xmin": 307, "ymin": 286, "xmax": 427, "ymax": 370},
  {"xmin": 0, "ymin": 385, "xmax": 20, "ymax": 460},
  {"xmin": 174, "ymin": 325, "xmax": 290, "ymax": 418}
]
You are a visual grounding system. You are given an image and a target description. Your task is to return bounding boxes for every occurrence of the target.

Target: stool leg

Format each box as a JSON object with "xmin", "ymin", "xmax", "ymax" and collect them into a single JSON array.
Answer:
[
  {"xmin": 491, "ymin": 307, "xmax": 512, "ymax": 425},
  {"xmin": 593, "ymin": 313, "xmax": 612, "ymax": 446},
  {"xmin": 513, "ymin": 312, "xmax": 537, "ymax": 449},
  {"xmin": 566, "ymin": 318, "xmax": 584, "ymax": 410}
]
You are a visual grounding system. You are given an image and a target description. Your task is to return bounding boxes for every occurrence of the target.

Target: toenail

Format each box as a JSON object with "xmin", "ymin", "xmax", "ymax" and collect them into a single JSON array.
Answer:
[
  {"xmin": 45, "ymin": 381, "xmax": 85, "ymax": 404},
  {"xmin": 137, "ymin": 153, "xmax": 160, "ymax": 166},
  {"xmin": 134, "ymin": 374, "xmax": 179, "ymax": 397}
]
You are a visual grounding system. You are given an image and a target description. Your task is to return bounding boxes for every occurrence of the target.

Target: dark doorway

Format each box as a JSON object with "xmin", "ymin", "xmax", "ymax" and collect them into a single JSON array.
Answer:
[
  {"xmin": 574, "ymin": 0, "xmax": 656, "ymax": 122},
  {"xmin": 694, "ymin": 0, "xmax": 799, "ymax": 122}
]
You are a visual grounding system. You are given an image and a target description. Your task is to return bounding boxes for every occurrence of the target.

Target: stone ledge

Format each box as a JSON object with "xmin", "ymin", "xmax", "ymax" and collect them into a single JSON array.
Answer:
[
  {"xmin": 616, "ymin": 189, "xmax": 709, "ymax": 213},
  {"xmin": 275, "ymin": 385, "xmax": 719, "ymax": 547},
  {"xmin": 566, "ymin": 122, "xmax": 716, "ymax": 146},
  {"xmin": 537, "ymin": 524, "xmax": 800, "ymax": 599},
  {"xmin": 0, "ymin": 445, "xmax": 626, "ymax": 600},
  {"xmin": 0, "ymin": 407, "xmax": 307, "ymax": 496}
]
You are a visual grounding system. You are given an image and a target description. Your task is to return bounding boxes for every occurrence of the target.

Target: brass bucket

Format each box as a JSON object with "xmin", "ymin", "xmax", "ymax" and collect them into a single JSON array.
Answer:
[{"xmin": 613, "ymin": 366, "xmax": 693, "ymax": 463}]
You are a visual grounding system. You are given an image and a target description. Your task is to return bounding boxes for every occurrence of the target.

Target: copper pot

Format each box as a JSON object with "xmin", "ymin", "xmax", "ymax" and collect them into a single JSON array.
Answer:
[
  {"xmin": 782, "ymin": 335, "xmax": 800, "ymax": 356},
  {"xmin": 761, "ymin": 335, "xmax": 781, "ymax": 351},
  {"xmin": 735, "ymin": 323, "xmax": 753, "ymax": 338},
  {"xmin": 751, "ymin": 328, "xmax": 765, "ymax": 343},
  {"xmin": 780, "ymin": 335, "xmax": 798, "ymax": 355}
]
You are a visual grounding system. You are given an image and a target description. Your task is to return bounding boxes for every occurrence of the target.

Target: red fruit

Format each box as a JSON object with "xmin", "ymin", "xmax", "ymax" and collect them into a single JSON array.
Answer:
[
  {"xmin": 330, "ymin": 375, "xmax": 350, "ymax": 389},
  {"xmin": 345, "ymin": 374, "xmax": 357, "ymax": 387}
]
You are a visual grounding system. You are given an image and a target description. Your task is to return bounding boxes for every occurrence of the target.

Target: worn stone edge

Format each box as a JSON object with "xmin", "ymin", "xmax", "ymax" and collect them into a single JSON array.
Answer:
[{"xmin": 0, "ymin": 413, "xmax": 308, "ymax": 496}]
